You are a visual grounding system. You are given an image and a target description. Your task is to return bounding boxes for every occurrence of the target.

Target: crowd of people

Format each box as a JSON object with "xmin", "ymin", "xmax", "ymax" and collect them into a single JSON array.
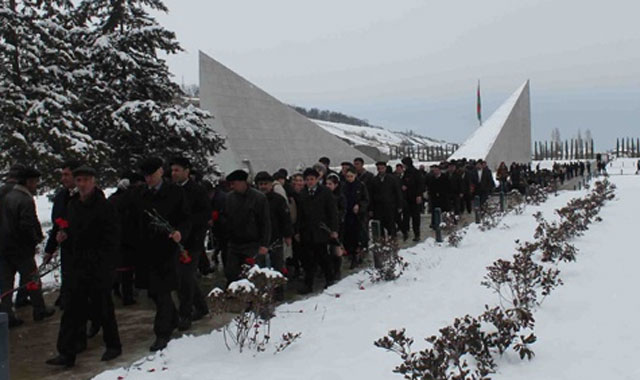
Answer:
[{"xmin": 0, "ymin": 154, "xmax": 593, "ymax": 369}]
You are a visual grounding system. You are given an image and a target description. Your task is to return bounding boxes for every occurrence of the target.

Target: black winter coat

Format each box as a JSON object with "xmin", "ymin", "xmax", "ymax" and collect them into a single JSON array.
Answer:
[
  {"xmin": 401, "ymin": 166, "xmax": 426, "ymax": 205},
  {"xmin": 180, "ymin": 180, "xmax": 211, "ymax": 253},
  {"xmin": 66, "ymin": 189, "xmax": 120, "ymax": 289},
  {"xmin": 0, "ymin": 184, "xmax": 43, "ymax": 256},
  {"xmin": 133, "ymin": 181, "xmax": 191, "ymax": 293},
  {"xmin": 266, "ymin": 191, "xmax": 293, "ymax": 244},
  {"xmin": 427, "ymin": 174, "xmax": 451, "ymax": 212},
  {"xmin": 44, "ymin": 187, "xmax": 73, "ymax": 255},
  {"xmin": 471, "ymin": 168, "xmax": 495, "ymax": 195},
  {"xmin": 370, "ymin": 173, "xmax": 403, "ymax": 211},
  {"xmin": 298, "ymin": 185, "xmax": 338, "ymax": 244},
  {"xmin": 223, "ymin": 187, "xmax": 271, "ymax": 248},
  {"xmin": 108, "ymin": 187, "xmax": 142, "ymax": 268}
]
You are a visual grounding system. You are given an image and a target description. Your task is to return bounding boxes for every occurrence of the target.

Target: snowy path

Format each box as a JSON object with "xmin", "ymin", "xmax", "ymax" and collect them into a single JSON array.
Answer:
[
  {"xmin": 495, "ymin": 175, "xmax": 640, "ymax": 380},
  {"xmin": 92, "ymin": 175, "xmax": 636, "ymax": 380}
]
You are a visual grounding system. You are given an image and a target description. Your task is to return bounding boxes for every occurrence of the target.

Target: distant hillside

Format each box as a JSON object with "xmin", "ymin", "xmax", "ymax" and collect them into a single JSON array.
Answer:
[
  {"xmin": 291, "ymin": 105, "xmax": 372, "ymax": 127},
  {"xmin": 291, "ymin": 105, "xmax": 456, "ymax": 154},
  {"xmin": 312, "ymin": 120, "xmax": 455, "ymax": 155}
]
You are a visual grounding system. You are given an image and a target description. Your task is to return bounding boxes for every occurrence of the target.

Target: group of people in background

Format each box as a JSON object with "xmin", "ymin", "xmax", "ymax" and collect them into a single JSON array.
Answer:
[{"xmin": 0, "ymin": 154, "xmax": 593, "ymax": 369}]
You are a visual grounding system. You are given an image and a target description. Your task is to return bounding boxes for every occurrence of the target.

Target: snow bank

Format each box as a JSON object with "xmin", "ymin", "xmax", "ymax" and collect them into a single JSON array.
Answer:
[{"xmin": 92, "ymin": 174, "xmax": 635, "ymax": 380}]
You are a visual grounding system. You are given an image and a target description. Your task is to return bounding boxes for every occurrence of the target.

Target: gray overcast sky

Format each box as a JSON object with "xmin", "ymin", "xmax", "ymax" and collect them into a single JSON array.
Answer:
[{"xmin": 155, "ymin": 0, "xmax": 640, "ymax": 149}]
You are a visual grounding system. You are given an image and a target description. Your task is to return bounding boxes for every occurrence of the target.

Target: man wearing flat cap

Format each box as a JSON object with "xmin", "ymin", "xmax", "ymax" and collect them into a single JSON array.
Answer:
[
  {"xmin": 133, "ymin": 157, "xmax": 191, "ymax": 351},
  {"xmin": 222, "ymin": 169, "xmax": 271, "ymax": 284},
  {"xmin": 0, "ymin": 166, "xmax": 55, "ymax": 328},
  {"xmin": 47, "ymin": 166, "xmax": 122, "ymax": 367}
]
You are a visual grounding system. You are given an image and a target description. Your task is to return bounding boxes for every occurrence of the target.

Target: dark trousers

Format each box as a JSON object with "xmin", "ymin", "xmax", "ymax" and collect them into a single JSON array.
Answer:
[
  {"xmin": 177, "ymin": 249, "xmax": 208, "ymax": 320},
  {"xmin": 462, "ymin": 194, "xmax": 473, "ymax": 214},
  {"xmin": 373, "ymin": 204, "xmax": 397, "ymax": 238},
  {"xmin": 402, "ymin": 204, "xmax": 421, "ymax": 237},
  {"xmin": 57, "ymin": 284, "xmax": 120, "ymax": 358},
  {"xmin": 224, "ymin": 243, "xmax": 258, "ymax": 284},
  {"xmin": 0, "ymin": 254, "xmax": 46, "ymax": 320},
  {"xmin": 120, "ymin": 270, "xmax": 135, "ymax": 302},
  {"xmin": 302, "ymin": 242, "xmax": 333, "ymax": 289},
  {"xmin": 257, "ymin": 242, "xmax": 284, "ymax": 273},
  {"xmin": 149, "ymin": 291, "xmax": 178, "ymax": 339}
]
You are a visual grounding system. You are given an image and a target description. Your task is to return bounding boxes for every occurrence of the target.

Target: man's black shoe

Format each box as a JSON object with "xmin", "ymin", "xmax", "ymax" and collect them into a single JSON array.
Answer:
[
  {"xmin": 101, "ymin": 347, "xmax": 122, "ymax": 361},
  {"xmin": 150, "ymin": 337, "xmax": 170, "ymax": 352},
  {"xmin": 34, "ymin": 307, "xmax": 55, "ymax": 321},
  {"xmin": 412, "ymin": 236, "xmax": 421, "ymax": 242},
  {"xmin": 45, "ymin": 354, "xmax": 75, "ymax": 368},
  {"xmin": 402, "ymin": 233, "xmax": 409, "ymax": 242}
]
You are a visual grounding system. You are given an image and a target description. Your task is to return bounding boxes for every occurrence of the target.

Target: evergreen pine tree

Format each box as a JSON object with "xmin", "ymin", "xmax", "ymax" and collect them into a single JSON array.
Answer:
[
  {"xmin": 0, "ymin": 0, "xmax": 107, "ymax": 184},
  {"xmin": 75, "ymin": 0, "xmax": 223, "ymax": 174}
]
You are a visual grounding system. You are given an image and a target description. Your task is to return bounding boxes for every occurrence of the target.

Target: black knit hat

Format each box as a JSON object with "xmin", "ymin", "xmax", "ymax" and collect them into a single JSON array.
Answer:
[{"xmin": 226, "ymin": 169, "xmax": 249, "ymax": 182}]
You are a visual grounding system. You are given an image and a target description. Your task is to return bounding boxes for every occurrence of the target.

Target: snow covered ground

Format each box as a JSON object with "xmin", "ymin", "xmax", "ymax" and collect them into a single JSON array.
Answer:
[{"xmin": 93, "ymin": 165, "xmax": 637, "ymax": 380}]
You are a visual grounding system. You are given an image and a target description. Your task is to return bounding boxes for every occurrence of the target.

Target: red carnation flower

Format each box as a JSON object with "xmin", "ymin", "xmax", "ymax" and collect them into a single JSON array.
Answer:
[
  {"xmin": 26, "ymin": 281, "xmax": 40, "ymax": 291},
  {"xmin": 211, "ymin": 210, "xmax": 220, "ymax": 222},
  {"xmin": 281, "ymin": 267, "xmax": 289, "ymax": 276},
  {"xmin": 245, "ymin": 257, "xmax": 256, "ymax": 266},
  {"xmin": 55, "ymin": 217, "xmax": 69, "ymax": 229},
  {"xmin": 179, "ymin": 251, "xmax": 192, "ymax": 264}
]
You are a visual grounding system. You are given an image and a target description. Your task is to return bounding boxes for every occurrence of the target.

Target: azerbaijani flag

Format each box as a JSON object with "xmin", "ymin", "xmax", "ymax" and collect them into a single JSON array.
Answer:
[{"xmin": 477, "ymin": 80, "xmax": 482, "ymax": 126}]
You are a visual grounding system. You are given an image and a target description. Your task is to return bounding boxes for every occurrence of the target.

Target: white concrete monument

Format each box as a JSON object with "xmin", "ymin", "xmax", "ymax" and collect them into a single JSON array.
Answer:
[
  {"xmin": 450, "ymin": 80, "xmax": 532, "ymax": 169},
  {"xmin": 198, "ymin": 51, "xmax": 371, "ymax": 176}
]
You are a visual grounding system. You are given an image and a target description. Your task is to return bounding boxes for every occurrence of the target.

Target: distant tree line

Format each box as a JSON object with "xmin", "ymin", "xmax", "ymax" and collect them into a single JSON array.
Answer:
[{"xmin": 291, "ymin": 105, "xmax": 371, "ymax": 127}]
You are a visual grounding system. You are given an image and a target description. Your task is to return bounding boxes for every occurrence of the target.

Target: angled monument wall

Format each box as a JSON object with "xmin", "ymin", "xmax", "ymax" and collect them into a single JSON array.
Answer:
[
  {"xmin": 450, "ymin": 80, "xmax": 532, "ymax": 170},
  {"xmin": 198, "ymin": 51, "xmax": 372, "ymax": 176}
]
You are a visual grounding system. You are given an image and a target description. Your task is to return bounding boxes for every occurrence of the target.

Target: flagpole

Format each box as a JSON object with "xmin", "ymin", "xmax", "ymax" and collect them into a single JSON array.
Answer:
[{"xmin": 477, "ymin": 79, "xmax": 482, "ymax": 127}]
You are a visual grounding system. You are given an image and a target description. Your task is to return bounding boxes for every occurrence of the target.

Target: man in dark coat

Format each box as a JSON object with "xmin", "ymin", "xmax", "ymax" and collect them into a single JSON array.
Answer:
[
  {"xmin": 255, "ymin": 171, "xmax": 293, "ymax": 275},
  {"xmin": 46, "ymin": 166, "xmax": 122, "ymax": 367},
  {"xmin": 400, "ymin": 157, "xmax": 426, "ymax": 242},
  {"xmin": 108, "ymin": 171, "xmax": 145, "ymax": 306},
  {"xmin": 133, "ymin": 157, "xmax": 191, "ymax": 352},
  {"xmin": 0, "ymin": 164, "xmax": 29, "ymax": 308},
  {"xmin": 296, "ymin": 168, "xmax": 338, "ymax": 294},
  {"xmin": 445, "ymin": 162, "xmax": 461, "ymax": 215},
  {"xmin": 0, "ymin": 166, "xmax": 55, "ymax": 327},
  {"xmin": 43, "ymin": 160, "xmax": 81, "ymax": 309},
  {"xmin": 427, "ymin": 165, "xmax": 451, "ymax": 228},
  {"xmin": 470, "ymin": 160, "xmax": 495, "ymax": 205},
  {"xmin": 369, "ymin": 161, "xmax": 403, "ymax": 239},
  {"xmin": 222, "ymin": 170, "xmax": 271, "ymax": 284},
  {"xmin": 170, "ymin": 156, "xmax": 210, "ymax": 331},
  {"xmin": 458, "ymin": 164, "xmax": 473, "ymax": 214}
]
